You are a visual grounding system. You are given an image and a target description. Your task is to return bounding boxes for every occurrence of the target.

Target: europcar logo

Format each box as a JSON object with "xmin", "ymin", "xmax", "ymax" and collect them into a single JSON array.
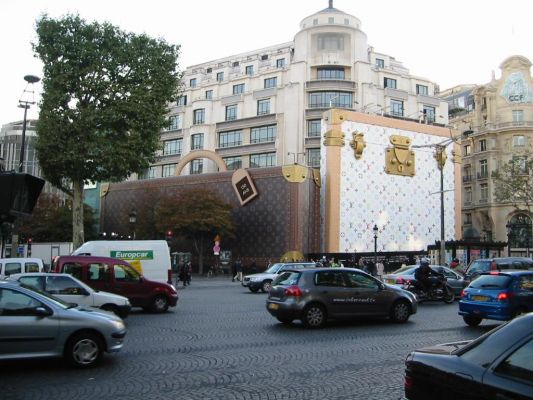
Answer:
[{"xmin": 111, "ymin": 250, "xmax": 154, "ymax": 260}]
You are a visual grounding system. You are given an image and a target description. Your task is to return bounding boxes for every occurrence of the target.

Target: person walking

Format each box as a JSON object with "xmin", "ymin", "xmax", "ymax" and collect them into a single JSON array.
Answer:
[
  {"xmin": 231, "ymin": 259, "xmax": 238, "ymax": 282},
  {"xmin": 234, "ymin": 259, "xmax": 243, "ymax": 282}
]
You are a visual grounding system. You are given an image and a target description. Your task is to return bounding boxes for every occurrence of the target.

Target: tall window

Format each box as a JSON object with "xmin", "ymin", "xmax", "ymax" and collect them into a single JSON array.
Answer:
[
  {"xmin": 226, "ymin": 104, "xmax": 237, "ymax": 121},
  {"xmin": 162, "ymin": 164, "xmax": 176, "ymax": 177},
  {"xmin": 205, "ymin": 90, "xmax": 213, "ymax": 100},
  {"xmin": 223, "ymin": 156, "xmax": 242, "ymax": 170},
  {"xmin": 512, "ymin": 110, "xmax": 524, "ymax": 122},
  {"xmin": 191, "ymin": 133, "xmax": 204, "ymax": 150},
  {"xmin": 512, "ymin": 156, "xmax": 528, "ymax": 174},
  {"xmin": 216, "ymin": 72, "xmax": 224, "ymax": 82},
  {"xmin": 307, "ymin": 119, "xmax": 321, "ymax": 137},
  {"xmin": 189, "ymin": 78, "xmax": 197, "ymax": 88},
  {"xmin": 193, "ymin": 109, "xmax": 205, "ymax": 124},
  {"xmin": 250, "ymin": 153, "xmax": 276, "ymax": 168},
  {"xmin": 479, "ymin": 159, "xmax": 488, "ymax": 178},
  {"xmin": 177, "ymin": 95, "xmax": 187, "ymax": 106},
  {"xmin": 375, "ymin": 58, "xmax": 384, "ymax": 68},
  {"xmin": 163, "ymin": 139, "xmax": 182, "ymax": 155},
  {"xmin": 480, "ymin": 183, "xmax": 489, "ymax": 202},
  {"xmin": 479, "ymin": 139, "xmax": 487, "ymax": 152},
  {"xmin": 167, "ymin": 115, "xmax": 182, "ymax": 131},
  {"xmin": 390, "ymin": 99, "xmax": 403, "ymax": 116},
  {"xmin": 140, "ymin": 166, "xmax": 158, "ymax": 180},
  {"xmin": 245, "ymin": 65, "xmax": 254, "ymax": 76},
  {"xmin": 251, "ymin": 125, "xmax": 276, "ymax": 143},
  {"xmin": 463, "ymin": 144, "xmax": 471, "ymax": 156},
  {"xmin": 276, "ymin": 59, "xmax": 285, "ymax": 68},
  {"xmin": 257, "ymin": 99, "xmax": 271, "ymax": 115},
  {"xmin": 464, "ymin": 213, "xmax": 472, "ymax": 224},
  {"xmin": 384, "ymin": 77, "xmax": 397, "ymax": 89},
  {"xmin": 308, "ymin": 91, "xmax": 353, "ymax": 108},
  {"xmin": 508, "ymin": 214, "xmax": 533, "ymax": 248},
  {"xmin": 463, "ymin": 165, "xmax": 472, "ymax": 181},
  {"xmin": 233, "ymin": 84, "xmax": 245, "ymax": 94},
  {"xmin": 218, "ymin": 130, "xmax": 242, "ymax": 148},
  {"xmin": 190, "ymin": 159, "xmax": 203, "ymax": 175},
  {"xmin": 423, "ymin": 105, "xmax": 435, "ymax": 122},
  {"xmin": 317, "ymin": 33, "xmax": 344, "ymax": 50},
  {"xmin": 513, "ymin": 135, "xmax": 525, "ymax": 147},
  {"xmin": 264, "ymin": 77, "xmax": 277, "ymax": 88},
  {"xmin": 307, "ymin": 148, "xmax": 321, "ymax": 168},
  {"xmin": 464, "ymin": 187, "xmax": 472, "ymax": 204},
  {"xmin": 317, "ymin": 67, "xmax": 345, "ymax": 80},
  {"xmin": 416, "ymin": 84, "xmax": 428, "ymax": 95}
]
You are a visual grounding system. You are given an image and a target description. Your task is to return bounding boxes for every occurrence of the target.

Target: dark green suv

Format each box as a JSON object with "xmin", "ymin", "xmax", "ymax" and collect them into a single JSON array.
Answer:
[{"xmin": 465, "ymin": 257, "xmax": 533, "ymax": 282}]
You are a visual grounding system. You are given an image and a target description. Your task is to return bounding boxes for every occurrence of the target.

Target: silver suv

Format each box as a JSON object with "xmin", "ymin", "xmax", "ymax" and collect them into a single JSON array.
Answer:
[
  {"xmin": 266, "ymin": 267, "xmax": 417, "ymax": 328},
  {"xmin": 242, "ymin": 262, "xmax": 317, "ymax": 293}
]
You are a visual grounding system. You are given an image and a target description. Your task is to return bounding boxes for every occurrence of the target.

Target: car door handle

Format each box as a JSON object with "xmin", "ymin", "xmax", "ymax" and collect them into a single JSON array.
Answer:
[{"xmin": 454, "ymin": 372, "xmax": 473, "ymax": 380}]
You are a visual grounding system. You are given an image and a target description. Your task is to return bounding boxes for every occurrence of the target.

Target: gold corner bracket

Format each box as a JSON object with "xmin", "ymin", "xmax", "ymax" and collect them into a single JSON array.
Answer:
[
  {"xmin": 282, "ymin": 163, "xmax": 308, "ymax": 183},
  {"xmin": 350, "ymin": 131, "xmax": 366, "ymax": 159},
  {"xmin": 312, "ymin": 168, "xmax": 321, "ymax": 187},
  {"xmin": 385, "ymin": 135, "xmax": 415, "ymax": 177}
]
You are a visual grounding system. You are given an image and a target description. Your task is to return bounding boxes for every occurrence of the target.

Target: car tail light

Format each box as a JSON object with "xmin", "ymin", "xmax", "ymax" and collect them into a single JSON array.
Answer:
[
  {"xmin": 284, "ymin": 285, "xmax": 302, "ymax": 297},
  {"xmin": 396, "ymin": 277, "xmax": 404, "ymax": 284},
  {"xmin": 490, "ymin": 261, "xmax": 497, "ymax": 271},
  {"xmin": 489, "ymin": 271, "xmax": 500, "ymax": 275},
  {"xmin": 404, "ymin": 375, "xmax": 414, "ymax": 390},
  {"xmin": 460, "ymin": 289, "xmax": 466, "ymax": 298},
  {"xmin": 497, "ymin": 292, "xmax": 512, "ymax": 301}
]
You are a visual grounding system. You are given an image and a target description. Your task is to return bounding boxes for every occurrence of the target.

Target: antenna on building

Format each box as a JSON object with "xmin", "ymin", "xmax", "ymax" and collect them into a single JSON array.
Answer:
[{"xmin": 329, "ymin": 0, "xmax": 333, "ymax": 8}]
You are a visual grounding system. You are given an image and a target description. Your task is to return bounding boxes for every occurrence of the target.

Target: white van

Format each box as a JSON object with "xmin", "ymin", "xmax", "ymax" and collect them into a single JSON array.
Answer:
[
  {"xmin": 72, "ymin": 240, "xmax": 171, "ymax": 283},
  {"xmin": 0, "ymin": 258, "xmax": 45, "ymax": 279}
]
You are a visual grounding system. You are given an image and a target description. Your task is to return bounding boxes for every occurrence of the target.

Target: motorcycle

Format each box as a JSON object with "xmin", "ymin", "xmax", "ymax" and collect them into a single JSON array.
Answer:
[{"xmin": 404, "ymin": 273, "xmax": 455, "ymax": 304}]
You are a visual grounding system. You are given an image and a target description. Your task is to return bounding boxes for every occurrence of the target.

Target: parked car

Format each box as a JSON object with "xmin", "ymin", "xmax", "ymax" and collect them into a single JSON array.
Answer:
[
  {"xmin": 459, "ymin": 270, "xmax": 533, "ymax": 326},
  {"xmin": 54, "ymin": 255, "xmax": 178, "ymax": 313},
  {"xmin": 8, "ymin": 273, "xmax": 132, "ymax": 318},
  {"xmin": 382, "ymin": 264, "xmax": 466, "ymax": 297},
  {"xmin": 404, "ymin": 313, "xmax": 533, "ymax": 400},
  {"xmin": 464, "ymin": 257, "xmax": 533, "ymax": 282},
  {"xmin": 0, "ymin": 258, "xmax": 45, "ymax": 278},
  {"xmin": 242, "ymin": 262, "xmax": 317, "ymax": 293},
  {"xmin": 266, "ymin": 267, "xmax": 417, "ymax": 328},
  {"xmin": 0, "ymin": 280, "xmax": 126, "ymax": 368}
]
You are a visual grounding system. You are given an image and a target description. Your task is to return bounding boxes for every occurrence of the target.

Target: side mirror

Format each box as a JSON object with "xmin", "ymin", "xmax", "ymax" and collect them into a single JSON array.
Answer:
[{"xmin": 34, "ymin": 306, "xmax": 53, "ymax": 317}]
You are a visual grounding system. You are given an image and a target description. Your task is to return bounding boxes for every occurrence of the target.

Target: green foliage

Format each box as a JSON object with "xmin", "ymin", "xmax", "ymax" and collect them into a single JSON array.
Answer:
[
  {"xmin": 16, "ymin": 194, "xmax": 98, "ymax": 242},
  {"xmin": 493, "ymin": 156, "xmax": 533, "ymax": 208}
]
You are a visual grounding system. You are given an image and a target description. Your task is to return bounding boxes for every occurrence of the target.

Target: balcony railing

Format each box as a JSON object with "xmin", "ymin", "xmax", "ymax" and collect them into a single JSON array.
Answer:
[
  {"xmin": 462, "ymin": 175, "xmax": 473, "ymax": 182},
  {"xmin": 477, "ymin": 172, "xmax": 489, "ymax": 179}
]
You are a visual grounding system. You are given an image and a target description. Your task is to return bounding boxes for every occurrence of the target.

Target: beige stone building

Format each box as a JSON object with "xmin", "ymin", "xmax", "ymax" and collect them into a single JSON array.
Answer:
[{"xmin": 441, "ymin": 55, "xmax": 533, "ymax": 256}]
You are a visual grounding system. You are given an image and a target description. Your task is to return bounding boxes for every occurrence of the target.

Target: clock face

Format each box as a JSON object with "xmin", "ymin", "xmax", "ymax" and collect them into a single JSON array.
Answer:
[{"xmin": 500, "ymin": 72, "xmax": 532, "ymax": 104}]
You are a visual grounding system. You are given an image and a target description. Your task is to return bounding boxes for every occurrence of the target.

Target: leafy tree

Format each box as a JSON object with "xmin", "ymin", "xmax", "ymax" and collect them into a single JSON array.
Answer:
[
  {"xmin": 155, "ymin": 189, "xmax": 235, "ymax": 273},
  {"xmin": 33, "ymin": 14, "xmax": 182, "ymax": 248},
  {"xmin": 16, "ymin": 193, "xmax": 98, "ymax": 242}
]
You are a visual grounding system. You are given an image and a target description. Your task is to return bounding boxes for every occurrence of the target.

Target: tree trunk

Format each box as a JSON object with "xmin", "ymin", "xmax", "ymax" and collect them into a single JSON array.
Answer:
[{"xmin": 72, "ymin": 179, "xmax": 85, "ymax": 249}]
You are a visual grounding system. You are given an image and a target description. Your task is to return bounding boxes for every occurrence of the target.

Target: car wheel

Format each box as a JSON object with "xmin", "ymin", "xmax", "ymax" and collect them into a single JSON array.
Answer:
[
  {"xmin": 150, "ymin": 295, "xmax": 169, "ymax": 313},
  {"xmin": 463, "ymin": 315, "xmax": 482, "ymax": 327},
  {"xmin": 443, "ymin": 286, "xmax": 455, "ymax": 304},
  {"xmin": 249, "ymin": 287, "xmax": 259, "ymax": 293},
  {"xmin": 302, "ymin": 304, "xmax": 327, "ymax": 328},
  {"xmin": 276, "ymin": 316, "xmax": 293, "ymax": 324},
  {"xmin": 100, "ymin": 304, "xmax": 120, "ymax": 317},
  {"xmin": 390, "ymin": 300, "xmax": 411, "ymax": 323},
  {"xmin": 261, "ymin": 280, "xmax": 273, "ymax": 293},
  {"xmin": 65, "ymin": 332, "xmax": 103, "ymax": 368}
]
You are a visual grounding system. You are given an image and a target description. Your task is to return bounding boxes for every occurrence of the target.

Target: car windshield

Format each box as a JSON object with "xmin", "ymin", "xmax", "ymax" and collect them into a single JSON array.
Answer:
[
  {"xmin": 273, "ymin": 271, "xmax": 300, "ymax": 286},
  {"xmin": 391, "ymin": 266, "xmax": 416, "ymax": 275},
  {"xmin": 265, "ymin": 263, "xmax": 284, "ymax": 274},
  {"xmin": 466, "ymin": 260, "xmax": 491, "ymax": 274},
  {"xmin": 468, "ymin": 274, "xmax": 511, "ymax": 289},
  {"xmin": 19, "ymin": 283, "xmax": 74, "ymax": 309}
]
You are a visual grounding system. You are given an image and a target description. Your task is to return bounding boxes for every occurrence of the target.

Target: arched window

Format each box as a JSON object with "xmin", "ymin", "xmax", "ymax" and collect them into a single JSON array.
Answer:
[{"xmin": 509, "ymin": 213, "xmax": 532, "ymax": 248}]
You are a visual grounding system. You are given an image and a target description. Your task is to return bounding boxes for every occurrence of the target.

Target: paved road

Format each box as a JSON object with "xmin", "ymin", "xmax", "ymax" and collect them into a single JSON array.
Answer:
[{"xmin": 2, "ymin": 277, "xmax": 502, "ymax": 400}]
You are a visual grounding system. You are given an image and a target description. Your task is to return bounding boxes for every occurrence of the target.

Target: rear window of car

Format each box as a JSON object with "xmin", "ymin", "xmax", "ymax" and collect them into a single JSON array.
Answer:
[
  {"xmin": 466, "ymin": 260, "xmax": 491, "ymax": 275},
  {"xmin": 391, "ymin": 266, "xmax": 416, "ymax": 274},
  {"xmin": 468, "ymin": 274, "xmax": 512, "ymax": 289},
  {"xmin": 273, "ymin": 271, "xmax": 301, "ymax": 286}
]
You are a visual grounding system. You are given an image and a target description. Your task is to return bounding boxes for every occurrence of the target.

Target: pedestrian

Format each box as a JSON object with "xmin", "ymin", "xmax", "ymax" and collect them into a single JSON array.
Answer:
[
  {"xmin": 330, "ymin": 258, "xmax": 339, "ymax": 268},
  {"xmin": 234, "ymin": 259, "xmax": 243, "ymax": 282},
  {"xmin": 185, "ymin": 261, "xmax": 192, "ymax": 286},
  {"xmin": 231, "ymin": 259, "xmax": 237, "ymax": 282},
  {"xmin": 267, "ymin": 259, "xmax": 272, "ymax": 269},
  {"xmin": 179, "ymin": 262, "xmax": 189, "ymax": 287}
]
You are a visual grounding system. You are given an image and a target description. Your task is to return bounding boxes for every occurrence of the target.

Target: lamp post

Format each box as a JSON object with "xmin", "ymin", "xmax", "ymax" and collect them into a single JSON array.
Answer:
[
  {"xmin": 506, "ymin": 222, "xmax": 512, "ymax": 256},
  {"xmin": 373, "ymin": 224, "xmax": 378, "ymax": 267},
  {"xmin": 18, "ymin": 75, "xmax": 40, "ymax": 173},
  {"xmin": 128, "ymin": 211, "xmax": 137, "ymax": 240}
]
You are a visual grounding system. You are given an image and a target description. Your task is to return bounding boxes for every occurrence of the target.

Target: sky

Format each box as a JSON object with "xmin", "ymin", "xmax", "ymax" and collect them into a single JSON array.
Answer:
[{"xmin": 1, "ymin": 0, "xmax": 532, "ymax": 125}]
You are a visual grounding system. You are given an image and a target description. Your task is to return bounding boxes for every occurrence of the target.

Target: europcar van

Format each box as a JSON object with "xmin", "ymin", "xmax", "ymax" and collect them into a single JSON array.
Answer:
[
  {"xmin": 0, "ymin": 258, "xmax": 45, "ymax": 278},
  {"xmin": 73, "ymin": 240, "xmax": 171, "ymax": 283}
]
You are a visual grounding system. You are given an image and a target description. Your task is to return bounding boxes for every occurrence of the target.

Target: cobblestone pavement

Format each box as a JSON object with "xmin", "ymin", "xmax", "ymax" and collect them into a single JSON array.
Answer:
[{"xmin": 2, "ymin": 276, "xmax": 502, "ymax": 400}]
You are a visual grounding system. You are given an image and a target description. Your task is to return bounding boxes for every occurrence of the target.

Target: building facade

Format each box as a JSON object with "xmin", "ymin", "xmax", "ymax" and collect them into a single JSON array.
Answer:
[
  {"xmin": 442, "ymin": 55, "xmax": 533, "ymax": 256},
  {"xmin": 135, "ymin": 2, "xmax": 448, "ymax": 180}
]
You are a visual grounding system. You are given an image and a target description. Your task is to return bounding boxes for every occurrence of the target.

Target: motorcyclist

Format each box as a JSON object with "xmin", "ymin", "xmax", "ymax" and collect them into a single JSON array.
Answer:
[{"xmin": 414, "ymin": 258, "xmax": 440, "ymax": 294}]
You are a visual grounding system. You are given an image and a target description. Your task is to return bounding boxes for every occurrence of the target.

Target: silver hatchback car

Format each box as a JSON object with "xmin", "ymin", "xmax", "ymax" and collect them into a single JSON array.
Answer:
[
  {"xmin": 0, "ymin": 280, "xmax": 127, "ymax": 368},
  {"xmin": 266, "ymin": 267, "xmax": 417, "ymax": 328}
]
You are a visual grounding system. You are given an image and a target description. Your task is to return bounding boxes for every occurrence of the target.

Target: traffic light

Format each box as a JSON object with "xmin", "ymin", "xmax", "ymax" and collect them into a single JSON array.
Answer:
[
  {"xmin": 27, "ymin": 237, "xmax": 32, "ymax": 257},
  {"xmin": 165, "ymin": 230, "xmax": 173, "ymax": 243}
]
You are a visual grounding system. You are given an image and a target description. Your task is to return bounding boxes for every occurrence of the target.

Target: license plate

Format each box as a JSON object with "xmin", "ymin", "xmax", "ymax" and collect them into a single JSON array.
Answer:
[
  {"xmin": 268, "ymin": 303, "xmax": 279, "ymax": 310},
  {"xmin": 472, "ymin": 295, "xmax": 489, "ymax": 301}
]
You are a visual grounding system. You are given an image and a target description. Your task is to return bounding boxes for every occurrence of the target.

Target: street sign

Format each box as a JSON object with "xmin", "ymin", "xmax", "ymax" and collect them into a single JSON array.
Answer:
[{"xmin": 17, "ymin": 245, "xmax": 24, "ymax": 254}]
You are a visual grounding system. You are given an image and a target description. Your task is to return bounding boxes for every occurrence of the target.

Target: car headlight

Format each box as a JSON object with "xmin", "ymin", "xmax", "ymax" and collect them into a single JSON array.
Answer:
[
  {"xmin": 250, "ymin": 277, "xmax": 261, "ymax": 282},
  {"xmin": 170, "ymin": 284, "xmax": 177, "ymax": 292},
  {"xmin": 111, "ymin": 320, "xmax": 126, "ymax": 331}
]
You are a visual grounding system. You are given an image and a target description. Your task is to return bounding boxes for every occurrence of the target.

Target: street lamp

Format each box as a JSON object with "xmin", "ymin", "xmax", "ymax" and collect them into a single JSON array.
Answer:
[
  {"xmin": 18, "ymin": 75, "xmax": 40, "ymax": 173},
  {"xmin": 373, "ymin": 224, "xmax": 378, "ymax": 268},
  {"xmin": 128, "ymin": 210, "xmax": 137, "ymax": 240},
  {"xmin": 506, "ymin": 222, "xmax": 512, "ymax": 256}
]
